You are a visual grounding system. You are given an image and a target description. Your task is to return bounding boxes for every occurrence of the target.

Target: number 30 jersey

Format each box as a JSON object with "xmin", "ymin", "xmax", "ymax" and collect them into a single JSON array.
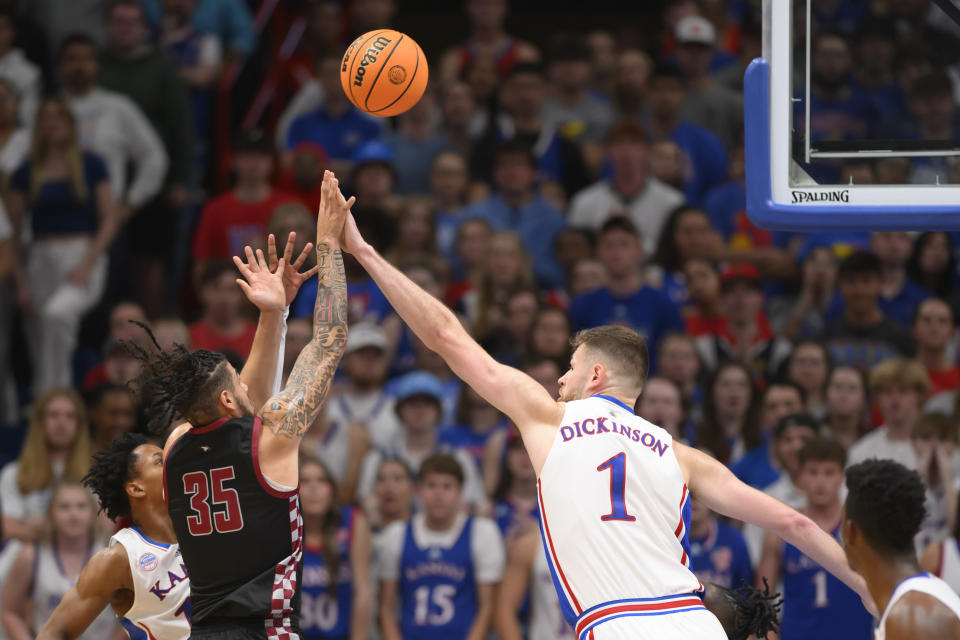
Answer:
[
  {"xmin": 537, "ymin": 395, "xmax": 706, "ymax": 637},
  {"xmin": 164, "ymin": 415, "xmax": 304, "ymax": 633}
]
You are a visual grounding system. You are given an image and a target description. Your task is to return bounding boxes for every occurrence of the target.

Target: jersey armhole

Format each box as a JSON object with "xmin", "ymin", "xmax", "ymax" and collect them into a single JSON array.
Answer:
[
  {"xmin": 251, "ymin": 416, "xmax": 299, "ymax": 498},
  {"xmin": 937, "ymin": 542, "xmax": 945, "ymax": 578}
]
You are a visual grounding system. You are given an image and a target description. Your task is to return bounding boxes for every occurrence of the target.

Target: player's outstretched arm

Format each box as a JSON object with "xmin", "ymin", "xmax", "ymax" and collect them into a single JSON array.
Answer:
[
  {"xmin": 674, "ymin": 443, "xmax": 877, "ymax": 616},
  {"xmin": 258, "ymin": 172, "xmax": 351, "ymax": 479},
  {"xmin": 342, "ymin": 212, "xmax": 563, "ymax": 468},
  {"xmin": 36, "ymin": 545, "xmax": 132, "ymax": 640}
]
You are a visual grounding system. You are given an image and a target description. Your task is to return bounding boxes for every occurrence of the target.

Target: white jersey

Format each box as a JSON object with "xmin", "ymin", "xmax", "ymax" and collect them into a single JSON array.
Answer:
[
  {"xmin": 537, "ymin": 396, "xmax": 724, "ymax": 640},
  {"xmin": 938, "ymin": 538, "xmax": 960, "ymax": 595},
  {"xmin": 877, "ymin": 572, "xmax": 960, "ymax": 639},
  {"xmin": 110, "ymin": 526, "xmax": 191, "ymax": 640},
  {"xmin": 33, "ymin": 542, "xmax": 117, "ymax": 640},
  {"xmin": 531, "ymin": 534, "xmax": 575, "ymax": 640}
]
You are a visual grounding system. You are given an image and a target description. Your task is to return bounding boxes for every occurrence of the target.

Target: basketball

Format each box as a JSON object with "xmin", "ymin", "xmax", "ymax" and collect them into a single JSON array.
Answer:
[{"xmin": 340, "ymin": 29, "xmax": 428, "ymax": 118}]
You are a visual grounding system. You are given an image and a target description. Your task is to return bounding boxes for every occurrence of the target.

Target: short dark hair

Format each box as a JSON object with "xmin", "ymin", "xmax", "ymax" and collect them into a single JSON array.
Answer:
[
  {"xmin": 911, "ymin": 411, "xmax": 959, "ymax": 443},
  {"xmin": 607, "ymin": 121, "xmax": 647, "ymax": 145},
  {"xmin": 798, "ymin": 437, "xmax": 846, "ymax": 468},
  {"xmin": 911, "ymin": 296, "xmax": 955, "ymax": 326},
  {"xmin": 82, "ymin": 432, "xmax": 148, "ymax": 520},
  {"xmin": 199, "ymin": 260, "xmax": 236, "ymax": 287},
  {"xmin": 650, "ymin": 61, "xmax": 684, "ymax": 81},
  {"xmin": 106, "ymin": 0, "xmax": 145, "ymax": 21},
  {"xmin": 493, "ymin": 140, "xmax": 536, "ymax": 168},
  {"xmin": 837, "ymin": 251, "xmax": 882, "ymax": 280},
  {"xmin": 763, "ymin": 380, "xmax": 806, "ymax": 407},
  {"xmin": 419, "ymin": 453, "xmax": 464, "ymax": 486},
  {"xmin": 845, "ymin": 458, "xmax": 926, "ymax": 554},
  {"xmin": 505, "ymin": 61, "xmax": 545, "ymax": 80},
  {"xmin": 86, "ymin": 381, "xmax": 132, "ymax": 409},
  {"xmin": 58, "ymin": 32, "xmax": 98, "ymax": 60},
  {"xmin": 548, "ymin": 33, "xmax": 591, "ymax": 63},
  {"xmin": 598, "ymin": 216, "xmax": 640, "ymax": 241},
  {"xmin": 571, "ymin": 326, "xmax": 649, "ymax": 388}
]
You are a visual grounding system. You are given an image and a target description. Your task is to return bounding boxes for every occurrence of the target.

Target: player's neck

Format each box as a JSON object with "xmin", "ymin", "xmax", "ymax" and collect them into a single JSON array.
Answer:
[
  {"xmin": 865, "ymin": 553, "xmax": 924, "ymax": 617},
  {"xmin": 132, "ymin": 505, "xmax": 178, "ymax": 545}
]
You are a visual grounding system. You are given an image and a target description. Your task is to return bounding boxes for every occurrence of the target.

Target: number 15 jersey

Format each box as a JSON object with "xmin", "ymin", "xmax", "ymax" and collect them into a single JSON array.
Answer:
[{"xmin": 537, "ymin": 395, "xmax": 706, "ymax": 636}]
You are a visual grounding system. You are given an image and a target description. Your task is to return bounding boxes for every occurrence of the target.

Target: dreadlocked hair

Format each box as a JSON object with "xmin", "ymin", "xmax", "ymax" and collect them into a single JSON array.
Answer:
[
  {"xmin": 82, "ymin": 432, "xmax": 148, "ymax": 521},
  {"xmin": 704, "ymin": 578, "xmax": 782, "ymax": 640},
  {"xmin": 125, "ymin": 320, "xmax": 231, "ymax": 434}
]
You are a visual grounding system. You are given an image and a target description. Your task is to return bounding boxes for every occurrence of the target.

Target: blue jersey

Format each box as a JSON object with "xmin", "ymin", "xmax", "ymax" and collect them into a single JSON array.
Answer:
[
  {"xmin": 301, "ymin": 507, "xmax": 356, "ymax": 639},
  {"xmin": 780, "ymin": 523, "xmax": 873, "ymax": 640},
  {"xmin": 492, "ymin": 498, "xmax": 540, "ymax": 540},
  {"xmin": 400, "ymin": 517, "xmax": 477, "ymax": 640},
  {"xmin": 689, "ymin": 521, "xmax": 753, "ymax": 590},
  {"xmin": 438, "ymin": 423, "xmax": 508, "ymax": 468}
]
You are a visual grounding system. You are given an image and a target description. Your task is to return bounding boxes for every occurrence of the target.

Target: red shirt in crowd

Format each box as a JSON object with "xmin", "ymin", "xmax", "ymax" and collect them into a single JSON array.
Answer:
[
  {"xmin": 192, "ymin": 190, "xmax": 298, "ymax": 262},
  {"xmin": 928, "ymin": 366, "xmax": 960, "ymax": 397},
  {"xmin": 188, "ymin": 321, "xmax": 257, "ymax": 359}
]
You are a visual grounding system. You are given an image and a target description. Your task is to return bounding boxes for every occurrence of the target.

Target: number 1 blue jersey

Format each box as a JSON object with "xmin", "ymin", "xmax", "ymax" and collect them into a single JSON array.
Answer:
[
  {"xmin": 399, "ymin": 516, "xmax": 477, "ymax": 640},
  {"xmin": 301, "ymin": 506, "xmax": 355, "ymax": 639},
  {"xmin": 780, "ymin": 523, "xmax": 873, "ymax": 640}
]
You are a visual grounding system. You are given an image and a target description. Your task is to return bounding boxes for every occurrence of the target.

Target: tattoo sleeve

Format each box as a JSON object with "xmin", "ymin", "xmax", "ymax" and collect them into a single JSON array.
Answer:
[{"xmin": 261, "ymin": 242, "xmax": 348, "ymax": 439}]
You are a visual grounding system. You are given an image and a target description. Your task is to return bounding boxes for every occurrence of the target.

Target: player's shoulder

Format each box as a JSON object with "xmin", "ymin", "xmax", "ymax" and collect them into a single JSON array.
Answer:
[
  {"xmin": 885, "ymin": 590, "xmax": 960, "ymax": 639},
  {"xmin": 163, "ymin": 422, "xmax": 192, "ymax": 460}
]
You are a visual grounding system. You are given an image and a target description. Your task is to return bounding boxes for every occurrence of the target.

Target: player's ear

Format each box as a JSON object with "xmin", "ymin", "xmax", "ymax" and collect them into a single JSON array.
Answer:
[
  {"xmin": 126, "ymin": 478, "xmax": 146, "ymax": 500},
  {"xmin": 219, "ymin": 388, "xmax": 236, "ymax": 412}
]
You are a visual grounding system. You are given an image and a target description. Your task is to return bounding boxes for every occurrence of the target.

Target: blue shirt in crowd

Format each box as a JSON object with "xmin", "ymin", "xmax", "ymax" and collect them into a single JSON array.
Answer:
[
  {"xmin": 570, "ymin": 286, "xmax": 684, "ymax": 370},
  {"xmin": 824, "ymin": 277, "xmax": 932, "ymax": 327},
  {"xmin": 294, "ymin": 275, "xmax": 392, "ymax": 323},
  {"xmin": 668, "ymin": 121, "xmax": 728, "ymax": 205},
  {"xmin": 689, "ymin": 520, "xmax": 753, "ymax": 590},
  {"xmin": 287, "ymin": 106, "xmax": 383, "ymax": 161},
  {"xmin": 730, "ymin": 440, "xmax": 780, "ymax": 490},
  {"xmin": 11, "ymin": 153, "xmax": 109, "ymax": 237},
  {"xmin": 461, "ymin": 194, "xmax": 567, "ymax": 289},
  {"xmin": 141, "ymin": 0, "xmax": 256, "ymax": 54}
]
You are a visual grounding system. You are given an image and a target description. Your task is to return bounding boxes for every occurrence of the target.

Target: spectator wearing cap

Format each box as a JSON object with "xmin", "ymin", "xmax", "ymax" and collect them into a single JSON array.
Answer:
[
  {"xmin": 188, "ymin": 260, "xmax": 257, "ymax": 359},
  {"xmin": 695, "ymin": 262, "xmax": 792, "ymax": 383},
  {"xmin": 645, "ymin": 62, "xmax": 727, "ymax": 205},
  {"xmin": 461, "ymin": 141, "xmax": 566, "ymax": 289},
  {"xmin": 325, "ymin": 322, "xmax": 400, "ymax": 454},
  {"xmin": 356, "ymin": 371, "xmax": 484, "ymax": 509},
  {"xmin": 350, "ymin": 140, "xmax": 401, "ymax": 216},
  {"xmin": 569, "ymin": 218, "xmax": 683, "ymax": 370},
  {"xmin": 848, "ymin": 358, "xmax": 930, "ymax": 472},
  {"xmin": 541, "ymin": 33, "xmax": 614, "ymax": 145},
  {"xmin": 384, "ymin": 91, "xmax": 449, "ymax": 194},
  {"xmin": 286, "ymin": 52, "xmax": 383, "ymax": 177},
  {"xmin": 568, "ymin": 122, "xmax": 685, "ymax": 255},
  {"xmin": 673, "ymin": 15, "xmax": 743, "ymax": 150},
  {"xmin": 817, "ymin": 251, "xmax": 914, "ymax": 372},
  {"xmin": 470, "ymin": 62, "xmax": 589, "ymax": 199},
  {"xmin": 191, "ymin": 130, "xmax": 298, "ymax": 280}
]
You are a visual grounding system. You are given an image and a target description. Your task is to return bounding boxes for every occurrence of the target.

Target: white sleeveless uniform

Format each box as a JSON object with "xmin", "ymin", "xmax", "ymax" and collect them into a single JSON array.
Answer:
[
  {"xmin": 937, "ymin": 538, "xmax": 960, "ymax": 595},
  {"xmin": 537, "ymin": 395, "xmax": 725, "ymax": 640},
  {"xmin": 33, "ymin": 542, "xmax": 117, "ymax": 639},
  {"xmin": 531, "ymin": 533, "xmax": 575, "ymax": 640},
  {"xmin": 110, "ymin": 526, "xmax": 191, "ymax": 640},
  {"xmin": 876, "ymin": 572, "xmax": 960, "ymax": 639}
]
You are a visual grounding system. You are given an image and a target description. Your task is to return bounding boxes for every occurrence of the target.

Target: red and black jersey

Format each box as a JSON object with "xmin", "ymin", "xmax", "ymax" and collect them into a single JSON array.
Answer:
[{"xmin": 164, "ymin": 415, "xmax": 303, "ymax": 635}]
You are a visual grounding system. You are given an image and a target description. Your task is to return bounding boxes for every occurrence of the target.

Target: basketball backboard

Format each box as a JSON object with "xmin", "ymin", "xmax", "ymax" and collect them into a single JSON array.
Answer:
[{"xmin": 745, "ymin": 0, "xmax": 960, "ymax": 230}]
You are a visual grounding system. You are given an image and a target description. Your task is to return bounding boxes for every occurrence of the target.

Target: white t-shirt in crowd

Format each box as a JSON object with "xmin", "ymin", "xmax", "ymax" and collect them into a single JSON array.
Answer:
[
  {"xmin": 376, "ymin": 512, "xmax": 505, "ymax": 584},
  {"xmin": 0, "ymin": 461, "xmax": 60, "ymax": 523},
  {"xmin": 325, "ymin": 389, "xmax": 400, "ymax": 451},
  {"xmin": 567, "ymin": 177, "xmax": 685, "ymax": 254},
  {"xmin": 0, "ymin": 128, "xmax": 29, "ymax": 176},
  {"xmin": 846, "ymin": 426, "xmax": 917, "ymax": 471}
]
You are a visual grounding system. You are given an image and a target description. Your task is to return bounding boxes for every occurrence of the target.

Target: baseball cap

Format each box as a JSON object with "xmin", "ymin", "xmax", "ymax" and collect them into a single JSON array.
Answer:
[
  {"xmin": 351, "ymin": 140, "xmax": 394, "ymax": 167},
  {"xmin": 775, "ymin": 413, "xmax": 820, "ymax": 439},
  {"xmin": 233, "ymin": 129, "xmax": 273, "ymax": 155},
  {"xmin": 393, "ymin": 371, "xmax": 445, "ymax": 408},
  {"xmin": 345, "ymin": 322, "xmax": 388, "ymax": 355},
  {"xmin": 676, "ymin": 16, "xmax": 717, "ymax": 46},
  {"xmin": 720, "ymin": 262, "xmax": 761, "ymax": 290}
]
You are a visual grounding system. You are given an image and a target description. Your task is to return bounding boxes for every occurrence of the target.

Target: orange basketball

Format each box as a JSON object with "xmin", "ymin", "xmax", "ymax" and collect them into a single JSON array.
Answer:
[{"xmin": 340, "ymin": 29, "xmax": 428, "ymax": 118}]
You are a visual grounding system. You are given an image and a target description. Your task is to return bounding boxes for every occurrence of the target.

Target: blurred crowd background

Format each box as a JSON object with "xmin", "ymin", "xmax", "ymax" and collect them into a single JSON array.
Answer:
[{"xmin": 3, "ymin": 0, "xmax": 960, "ymax": 638}]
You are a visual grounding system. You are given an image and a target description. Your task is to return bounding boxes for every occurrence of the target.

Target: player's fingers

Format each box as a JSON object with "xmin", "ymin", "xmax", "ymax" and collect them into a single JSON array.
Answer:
[
  {"xmin": 236, "ymin": 279, "xmax": 252, "ymax": 297},
  {"xmin": 294, "ymin": 242, "xmax": 313, "ymax": 269},
  {"xmin": 344, "ymin": 196, "xmax": 356, "ymax": 209},
  {"xmin": 267, "ymin": 234, "xmax": 278, "ymax": 268},
  {"xmin": 232, "ymin": 255, "xmax": 250, "ymax": 278},
  {"xmin": 256, "ymin": 248, "xmax": 268, "ymax": 270},
  {"xmin": 284, "ymin": 232, "xmax": 296, "ymax": 263},
  {"xmin": 244, "ymin": 245, "xmax": 258, "ymax": 271},
  {"xmin": 275, "ymin": 258, "xmax": 286, "ymax": 276},
  {"xmin": 303, "ymin": 264, "xmax": 319, "ymax": 279}
]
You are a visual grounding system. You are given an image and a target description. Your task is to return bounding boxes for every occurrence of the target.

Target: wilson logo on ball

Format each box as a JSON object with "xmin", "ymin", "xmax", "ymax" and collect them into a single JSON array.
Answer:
[
  {"xmin": 388, "ymin": 66, "xmax": 407, "ymax": 84},
  {"xmin": 353, "ymin": 35, "xmax": 393, "ymax": 87}
]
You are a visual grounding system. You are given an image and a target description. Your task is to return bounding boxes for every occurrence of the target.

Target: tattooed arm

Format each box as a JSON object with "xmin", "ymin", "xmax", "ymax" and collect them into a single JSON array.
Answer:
[{"xmin": 257, "ymin": 172, "xmax": 353, "ymax": 486}]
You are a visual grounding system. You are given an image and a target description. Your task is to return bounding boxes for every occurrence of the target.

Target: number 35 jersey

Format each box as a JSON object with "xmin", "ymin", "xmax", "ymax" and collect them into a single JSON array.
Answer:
[
  {"xmin": 537, "ymin": 395, "xmax": 705, "ymax": 632},
  {"xmin": 164, "ymin": 415, "xmax": 303, "ymax": 631}
]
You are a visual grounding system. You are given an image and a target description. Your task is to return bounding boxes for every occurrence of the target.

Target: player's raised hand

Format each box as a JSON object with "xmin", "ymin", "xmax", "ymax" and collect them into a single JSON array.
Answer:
[
  {"xmin": 267, "ymin": 232, "xmax": 319, "ymax": 306},
  {"xmin": 316, "ymin": 170, "xmax": 356, "ymax": 246},
  {"xmin": 233, "ymin": 245, "xmax": 286, "ymax": 312},
  {"xmin": 339, "ymin": 211, "xmax": 368, "ymax": 255}
]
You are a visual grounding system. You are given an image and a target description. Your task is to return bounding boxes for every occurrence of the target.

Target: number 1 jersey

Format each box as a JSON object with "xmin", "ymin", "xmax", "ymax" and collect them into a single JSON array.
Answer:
[
  {"xmin": 164, "ymin": 415, "xmax": 303, "ymax": 633},
  {"xmin": 537, "ymin": 395, "xmax": 706, "ymax": 637}
]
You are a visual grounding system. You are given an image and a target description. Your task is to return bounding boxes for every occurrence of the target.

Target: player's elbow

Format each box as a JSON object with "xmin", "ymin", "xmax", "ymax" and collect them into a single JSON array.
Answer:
[{"xmin": 780, "ymin": 510, "xmax": 817, "ymax": 541}]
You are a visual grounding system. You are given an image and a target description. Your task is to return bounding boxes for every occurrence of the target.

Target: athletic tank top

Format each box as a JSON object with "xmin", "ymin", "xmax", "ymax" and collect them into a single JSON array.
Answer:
[
  {"xmin": 399, "ymin": 516, "xmax": 477, "ymax": 640},
  {"xmin": 537, "ymin": 395, "xmax": 706, "ymax": 639},
  {"xmin": 300, "ymin": 506, "xmax": 356, "ymax": 639},
  {"xmin": 530, "ymin": 534, "xmax": 575, "ymax": 640},
  {"xmin": 938, "ymin": 538, "xmax": 960, "ymax": 595},
  {"xmin": 32, "ymin": 542, "xmax": 116, "ymax": 639},
  {"xmin": 877, "ymin": 572, "xmax": 960, "ymax": 640},
  {"xmin": 110, "ymin": 526, "xmax": 191, "ymax": 640},
  {"xmin": 164, "ymin": 415, "xmax": 303, "ymax": 633}
]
